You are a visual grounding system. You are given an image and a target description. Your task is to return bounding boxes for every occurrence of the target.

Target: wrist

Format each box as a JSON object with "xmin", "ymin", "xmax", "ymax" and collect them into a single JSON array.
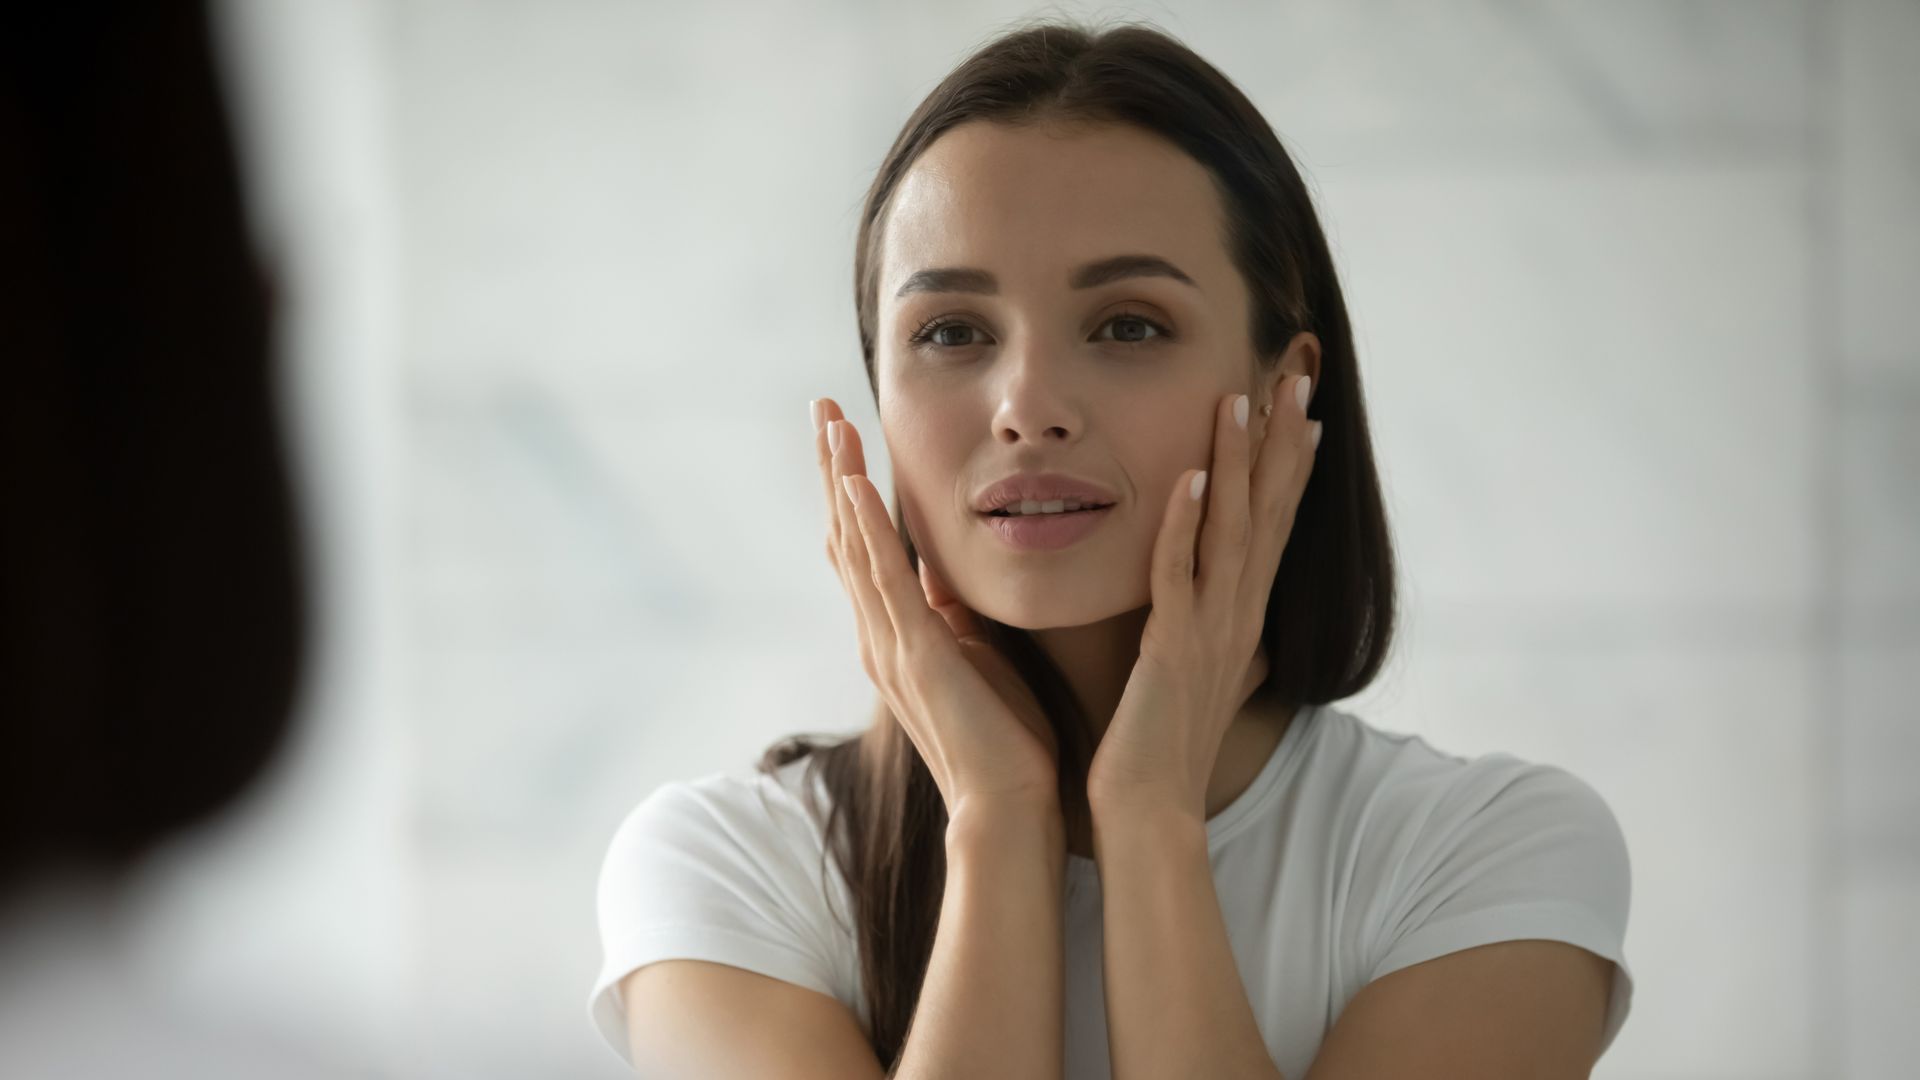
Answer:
[
  {"xmin": 946, "ymin": 792, "xmax": 1066, "ymax": 852},
  {"xmin": 1089, "ymin": 798, "xmax": 1209, "ymax": 865},
  {"xmin": 1087, "ymin": 785, "xmax": 1206, "ymax": 829},
  {"xmin": 1090, "ymin": 792, "xmax": 1206, "ymax": 841}
]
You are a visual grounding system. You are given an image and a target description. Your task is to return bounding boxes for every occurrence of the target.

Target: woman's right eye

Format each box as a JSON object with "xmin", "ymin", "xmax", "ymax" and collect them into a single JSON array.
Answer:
[{"xmin": 907, "ymin": 317, "xmax": 983, "ymax": 349}]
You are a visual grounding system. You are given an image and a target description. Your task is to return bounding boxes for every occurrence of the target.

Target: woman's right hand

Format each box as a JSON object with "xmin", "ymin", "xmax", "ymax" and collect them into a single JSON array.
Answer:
[{"xmin": 811, "ymin": 398, "xmax": 1060, "ymax": 818}]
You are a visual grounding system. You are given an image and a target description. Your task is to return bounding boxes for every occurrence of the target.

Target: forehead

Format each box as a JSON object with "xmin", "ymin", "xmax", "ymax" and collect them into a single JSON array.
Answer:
[{"xmin": 879, "ymin": 120, "xmax": 1231, "ymax": 300}]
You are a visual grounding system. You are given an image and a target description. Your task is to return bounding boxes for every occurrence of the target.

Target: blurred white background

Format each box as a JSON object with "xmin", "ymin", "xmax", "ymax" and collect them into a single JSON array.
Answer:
[{"xmin": 102, "ymin": 0, "xmax": 1920, "ymax": 1076}]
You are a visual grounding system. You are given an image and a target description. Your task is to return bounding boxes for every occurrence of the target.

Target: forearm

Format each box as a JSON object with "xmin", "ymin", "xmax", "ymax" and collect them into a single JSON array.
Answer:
[
  {"xmin": 1092, "ymin": 802, "xmax": 1283, "ymax": 1080},
  {"xmin": 891, "ymin": 796, "xmax": 1067, "ymax": 1080}
]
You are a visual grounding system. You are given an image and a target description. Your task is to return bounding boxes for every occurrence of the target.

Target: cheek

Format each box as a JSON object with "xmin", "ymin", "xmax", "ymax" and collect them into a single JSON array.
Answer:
[
  {"xmin": 890, "ymin": 462, "xmax": 961, "ymax": 560},
  {"xmin": 1121, "ymin": 432, "xmax": 1190, "ymax": 502},
  {"xmin": 1112, "ymin": 420, "xmax": 1214, "ymax": 540},
  {"xmin": 885, "ymin": 407, "xmax": 972, "ymax": 497},
  {"xmin": 896, "ymin": 484, "xmax": 935, "ymax": 543}
]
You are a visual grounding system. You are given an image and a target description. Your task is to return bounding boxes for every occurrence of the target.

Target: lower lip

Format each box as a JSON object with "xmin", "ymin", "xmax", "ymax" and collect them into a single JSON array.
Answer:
[{"xmin": 978, "ymin": 506, "xmax": 1115, "ymax": 551}]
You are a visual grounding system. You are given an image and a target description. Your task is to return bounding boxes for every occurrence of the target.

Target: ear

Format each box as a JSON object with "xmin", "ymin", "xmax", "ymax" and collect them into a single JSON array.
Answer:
[
  {"xmin": 1279, "ymin": 331, "xmax": 1323, "ymax": 399},
  {"xmin": 1259, "ymin": 333, "xmax": 1323, "ymax": 404},
  {"xmin": 1254, "ymin": 332, "xmax": 1325, "ymax": 444}
]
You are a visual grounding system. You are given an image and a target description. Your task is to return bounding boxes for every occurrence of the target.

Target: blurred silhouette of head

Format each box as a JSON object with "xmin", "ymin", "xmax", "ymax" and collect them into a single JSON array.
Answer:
[{"xmin": 0, "ymin": 0, "xmax": 306, "ymax": 901}]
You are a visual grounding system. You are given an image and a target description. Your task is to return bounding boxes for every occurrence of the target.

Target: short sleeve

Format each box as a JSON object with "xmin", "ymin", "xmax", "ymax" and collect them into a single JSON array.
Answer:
[
  {"xmin": 586, "ymin": 775, "xmax": 848, "ymax": 1068},
  {"xmin": 1367, "ymin": 760, "xmax": 1635, "ymax": 1059}
]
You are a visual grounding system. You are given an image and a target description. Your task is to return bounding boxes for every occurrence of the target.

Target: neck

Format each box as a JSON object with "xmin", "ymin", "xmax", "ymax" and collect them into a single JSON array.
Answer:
[{"xmin": 1030, "ymin": 606, "xmax": 1152, "ymax": 742}]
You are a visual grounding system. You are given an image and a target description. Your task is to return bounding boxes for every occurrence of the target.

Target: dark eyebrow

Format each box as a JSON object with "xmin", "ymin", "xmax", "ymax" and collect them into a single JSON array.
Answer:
[{"xmin": 892, "ymin": 254, "xmax": 1198, "ymax": 299}]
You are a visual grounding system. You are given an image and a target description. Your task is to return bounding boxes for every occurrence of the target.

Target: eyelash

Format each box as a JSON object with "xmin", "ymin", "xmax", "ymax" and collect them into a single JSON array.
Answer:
[{"xmin": 905, "ymin": 310, "xmax": 1174, "ymax": 352}]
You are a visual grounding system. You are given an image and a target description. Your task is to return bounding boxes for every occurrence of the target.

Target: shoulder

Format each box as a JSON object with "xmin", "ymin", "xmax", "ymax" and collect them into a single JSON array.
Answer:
[
  {"xmin": 1387, "ymin": 740, "xmax": 1628, "ymax": 892},
  {"xmin": 590, "ymin": 757, "xmax": 854, "ymax": 977},
  {"xmin": 1392, "ymin": 751, "xmax": 1630, "ymax": 925},
  {"xmin": 600, "ymin": 755, "xmax": 836, "ymax": 889},
  {"xmin": 1307, "ymin": 706, "xmax": 1627, "ymax": 873},
  {"xmin": 1298, "ymin": 706, "xmax": 1631, "ymax": 965},
  {"xmin": 1318, "ymin": 715, "xmax": 1634, "ymax": 1057},
  {"xmin": 588, "ymin": 753, "xmax": 867, "ymax": 1065}
]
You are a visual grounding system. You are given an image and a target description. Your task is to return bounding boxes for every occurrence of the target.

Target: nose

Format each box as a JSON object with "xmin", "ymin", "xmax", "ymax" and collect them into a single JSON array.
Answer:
[{"xmin": 991, "ymin": 348, "xmax": 1083, "ymax": 446}]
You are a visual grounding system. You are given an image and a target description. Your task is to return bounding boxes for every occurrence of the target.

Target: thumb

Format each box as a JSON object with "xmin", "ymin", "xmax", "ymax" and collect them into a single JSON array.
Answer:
[{"xmin": 918, "ymin": 557, "xmax": 984, "ymax": 641}]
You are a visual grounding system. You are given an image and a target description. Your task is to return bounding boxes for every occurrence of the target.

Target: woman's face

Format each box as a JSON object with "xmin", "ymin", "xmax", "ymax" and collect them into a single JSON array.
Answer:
[{"xmin": 876, "ymin": 119, "xmax": 1276, "ymax": 629}]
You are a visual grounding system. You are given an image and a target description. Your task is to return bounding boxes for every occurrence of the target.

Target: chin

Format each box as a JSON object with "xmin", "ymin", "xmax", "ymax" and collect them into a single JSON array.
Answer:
[{"xmin": 978, "ymin": 586, "xmax": 1135, "ymax": 631}]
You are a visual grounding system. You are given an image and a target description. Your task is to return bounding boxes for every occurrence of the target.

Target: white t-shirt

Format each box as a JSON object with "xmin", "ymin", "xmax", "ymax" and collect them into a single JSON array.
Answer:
[{"xmin": 589, "ymin": 702, "xmax": 1635, "ymax": 1077}]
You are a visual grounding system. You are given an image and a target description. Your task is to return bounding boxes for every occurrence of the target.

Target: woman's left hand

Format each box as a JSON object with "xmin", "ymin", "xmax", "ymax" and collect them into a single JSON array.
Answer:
[{"xmin": 1086, "ymin": 373, "xmax": 1322, "ymax": 821}]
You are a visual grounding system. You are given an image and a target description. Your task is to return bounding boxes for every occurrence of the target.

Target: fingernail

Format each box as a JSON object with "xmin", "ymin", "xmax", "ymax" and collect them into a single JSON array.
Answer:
[
  {"xmin": 828, "ymin": 420, "xmax": 842, "ymax": 454},
  {"xmin": 1295, "ymin": 376, "xmax": 1312, "ymax": 414},
  {"xmin": 1310, "ymin": 420, "xmax": 1323, "ymax": 449},
  {"xmin": 810, "ymin": 399, "xmax": 822, "ymax": 433},
  {"xmin": 1189, "ymin": 470, "xmax": 1208, "ymax": 501},
  {"xmin": 1233, "ymin": 394, "xmax": 1248, "ymax": 430}
]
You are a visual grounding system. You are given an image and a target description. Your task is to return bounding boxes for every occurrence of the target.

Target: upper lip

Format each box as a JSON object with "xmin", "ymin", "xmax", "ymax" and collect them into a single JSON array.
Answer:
[{"xmin": 971, "ymin": 471, "xmax": 1119, "ymax": 513}]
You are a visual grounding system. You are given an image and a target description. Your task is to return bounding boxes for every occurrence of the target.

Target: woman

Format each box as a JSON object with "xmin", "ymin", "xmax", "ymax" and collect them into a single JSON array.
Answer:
[{"xmin": 590, "ymin": 18, "xmax": 1633, "ymax": 1079}]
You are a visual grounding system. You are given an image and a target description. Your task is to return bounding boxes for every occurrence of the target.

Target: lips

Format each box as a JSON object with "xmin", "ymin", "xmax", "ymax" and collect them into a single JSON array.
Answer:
[
  {"xmin": 979, "ymin": 503, "xmax": 1114, "ymax": 551},
  {"xmin": 971, "ymin": 471, "xmax": 1119, "ymax": 514},
  {"xmin": 982, "ymin": 500, "xmax": 1112, "ymax": 518}
]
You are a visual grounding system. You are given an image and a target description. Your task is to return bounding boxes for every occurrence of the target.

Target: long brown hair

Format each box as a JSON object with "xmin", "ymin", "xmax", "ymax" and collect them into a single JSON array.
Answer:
[{"xmin": 760, "ymin": 16, "xmax": 1397, "ymax": 1069}]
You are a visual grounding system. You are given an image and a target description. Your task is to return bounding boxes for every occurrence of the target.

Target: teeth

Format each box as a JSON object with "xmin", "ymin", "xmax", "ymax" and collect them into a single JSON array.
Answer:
[{"xmin": 999, "ymin": 498, "xmax": 1098, "ymax": 516}]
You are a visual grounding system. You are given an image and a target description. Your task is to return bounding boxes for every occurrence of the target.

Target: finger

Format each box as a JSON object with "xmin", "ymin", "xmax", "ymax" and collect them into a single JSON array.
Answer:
[
  {"xmin": 814, "ymin": 398, "xmax": 846, "ymax": 568},
  {"xmin": 831, "ymin": 420, "xmax": 897, "ymax": 673},
  {"xmin": 832, "ymin": 414, "xmax": 870, "ymax": 482},
  {"xmin": 830, "ymin": 417, "xmax": 872, "ymax": 592},
  {"xmin": 825, "ymin": 417, "xmax": 870, "ymax": 678},
  {"xmin": 844, "ymin": 470, "xmax": 941, "ymax": 659},
  {"xmin": 1149, "ymin": 467, "xmax": 1207, "ymax": 630},
  {"xmin": 919, "ymin": 556, "xmax": 983, "ymax": 642},
  {"xmin": 1197, "ymin": 391, "xmax": 1252, "ymax": 613},
  {"xmin": 1245, "ymin": 373, "xmax": 1316, "ymax": 609},
  {"xmin": 1248, "ymin": 374, "xmax": 1312, "ymax": 529}
]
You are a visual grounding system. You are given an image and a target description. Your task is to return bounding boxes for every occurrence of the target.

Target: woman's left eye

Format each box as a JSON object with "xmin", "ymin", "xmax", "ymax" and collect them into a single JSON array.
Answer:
[{"xmin": 1093, "ymin": 313, "xmax": 1170, "ymax": 345}]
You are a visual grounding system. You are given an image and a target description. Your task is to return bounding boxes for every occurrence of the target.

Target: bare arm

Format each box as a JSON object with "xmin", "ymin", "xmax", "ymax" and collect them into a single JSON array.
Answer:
[
  {"xmin": 891, "ymin": 795, "xmax": 1067, "ymax": 1080},
  {"xmin": 1093, "ymin": 802, "xmax": 1282, "ymax": 1080}
]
